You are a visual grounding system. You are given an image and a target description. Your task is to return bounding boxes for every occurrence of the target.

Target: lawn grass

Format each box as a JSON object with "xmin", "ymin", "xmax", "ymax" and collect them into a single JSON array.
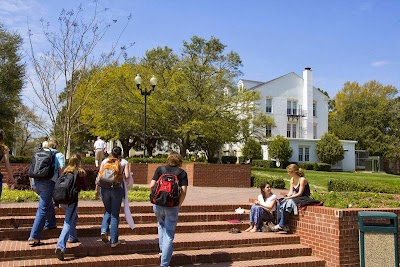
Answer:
[
  {"xmin": 252, "ymin": 167, "xmax": 400, "ymax": 208},
  {"xmin": 0, "ymin": 185, "xmax": 151, "ymax": 203},
  {"xmin": 251, "ymin": 167, "xmax": 400, "ymax": 191}
]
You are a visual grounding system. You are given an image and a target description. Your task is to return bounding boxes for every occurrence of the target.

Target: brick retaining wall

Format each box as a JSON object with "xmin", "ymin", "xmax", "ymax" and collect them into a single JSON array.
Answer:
[
  {"xmin": 131, "ymin": 163, "xmax": 251, "ymax": 187},
  {"xmin": 291, "ymin": 206, "xmax": 400, "ymax": 267}
]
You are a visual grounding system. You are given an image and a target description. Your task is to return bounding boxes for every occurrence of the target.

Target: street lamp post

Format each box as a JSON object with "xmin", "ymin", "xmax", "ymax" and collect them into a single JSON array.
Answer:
[{"xmin": 135, "ymin": 74, "xmax": 157, "ymax": 158}]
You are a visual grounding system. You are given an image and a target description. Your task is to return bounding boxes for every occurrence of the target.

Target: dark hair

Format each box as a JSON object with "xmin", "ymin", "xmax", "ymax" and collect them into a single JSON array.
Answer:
[
  {"xmin": 259, "ymin": 182, "xmax": 271, "ymax": 200},
  {"xmin": 111, "ymin": 146, "xmax": 122, "ymax": 158}
]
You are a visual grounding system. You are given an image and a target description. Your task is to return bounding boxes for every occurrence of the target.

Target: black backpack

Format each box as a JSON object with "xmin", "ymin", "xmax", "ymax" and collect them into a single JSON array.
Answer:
[
  {"xmin": 28, "ymin": 149, "xmax": 56, "ymax": 180},
  {"xmin": 150, "ymin": 167, "xmax": 182, "ymax": 207},
  {"xmin": 53, "ymin": 171, "xmax": 79, "ymax": 205}
]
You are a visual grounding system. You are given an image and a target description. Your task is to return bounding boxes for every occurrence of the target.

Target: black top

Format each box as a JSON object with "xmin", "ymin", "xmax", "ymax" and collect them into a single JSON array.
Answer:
[{"xmin": 152, "ymin": 165, "xmax": 189, "ymax": 187}]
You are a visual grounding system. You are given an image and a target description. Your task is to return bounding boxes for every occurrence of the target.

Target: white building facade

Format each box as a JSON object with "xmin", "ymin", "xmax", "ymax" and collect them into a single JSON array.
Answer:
[{"xmin": 230, "ymin": 67, "xmax": 357, "ymax": 171}]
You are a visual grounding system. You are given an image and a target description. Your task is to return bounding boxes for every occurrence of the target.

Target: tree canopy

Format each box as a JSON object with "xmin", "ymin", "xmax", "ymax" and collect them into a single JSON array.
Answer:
[
  {"xmin": 0, "ymin": 23, "xmax": 24, "ymax": 146},
  {"xmin": 79, "ymin": 36, "xmax": 260, "ymax": 159},
  {"xmin": 267, "ymin": 135, "xmax": 293, "ymax": 164},
  {"xmin": 329, "ymin": 80, "xmax": 399, "ymax": 158},
  {"xmin": 316, "ymin": 132, "xmax": 344, "ymax": 165}
]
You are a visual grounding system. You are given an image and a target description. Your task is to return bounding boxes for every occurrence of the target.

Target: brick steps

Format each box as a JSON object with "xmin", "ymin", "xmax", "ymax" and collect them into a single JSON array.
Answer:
[
  {"xmin": 0, "ymin": 232, "xmax": 302, "ymax": 260},
  {"xmin": 178, "ymin": 256, "xmax": 326, "ymax": 267},
  {"xmin": 0, "ymin": 220, "xmax": 250, "ymax": 240},
  {"xmin": 0, "ymin": 211, "xmax": 243, "ymax": 227},
  {"xmin": 0, "ymin": 203, "xmax": 325, "ymax": 266},
  {"xmin": 0, "ymin": 243, "xmax": 313, "ymax": 266}
]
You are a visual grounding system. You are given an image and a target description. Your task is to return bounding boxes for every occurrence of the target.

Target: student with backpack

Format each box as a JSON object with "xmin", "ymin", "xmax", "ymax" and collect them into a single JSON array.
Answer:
[
  {"xmin": 28, "ymin": 140, "xmax": 65, "ymax": 246},
  {"xmin": 95, "ymin": 146, "xmax": 129, "ymax": 248},
  {"xmin": 54, "ymin": 153, "xmax": 88, "ymax": 260},
  {"xmin": 150, "ymin": 152, "xmax": 188, "ymax": 267}
]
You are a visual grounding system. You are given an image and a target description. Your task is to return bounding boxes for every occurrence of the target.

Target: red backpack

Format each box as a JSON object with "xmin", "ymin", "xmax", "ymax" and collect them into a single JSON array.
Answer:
[{"xmin": 150, "ymin": 167, "xmax": 182, "ymax": 207}]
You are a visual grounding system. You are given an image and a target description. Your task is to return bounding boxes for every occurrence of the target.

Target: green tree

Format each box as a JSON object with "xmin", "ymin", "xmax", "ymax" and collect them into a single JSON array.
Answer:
[
  {"xmin": 268, "ymin": 135, "xmax": 293, "ymax": 164},
  {"xmin": 241, "ymin": 138, "xmax": 262, "ymax": 160},
  {"xmin": 0, "ymin": 23, "xmax": 24, "ymax": 145},
  {"xmin": 329, "ymin": 81, "xmax": 398, "ymax": 156},
  {"xmin": 27, "ymin": 2, "xmax": 132, "ymax": 158},
  {"xmin": 316, "ymin": 132, "xmax": 344, "ymax": 165}
]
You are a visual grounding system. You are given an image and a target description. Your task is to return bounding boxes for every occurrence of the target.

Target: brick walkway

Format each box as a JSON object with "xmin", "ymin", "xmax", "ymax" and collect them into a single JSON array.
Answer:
[{"xmin": 0, "ymin": 185, "xmax": 287, "ymax": 208}]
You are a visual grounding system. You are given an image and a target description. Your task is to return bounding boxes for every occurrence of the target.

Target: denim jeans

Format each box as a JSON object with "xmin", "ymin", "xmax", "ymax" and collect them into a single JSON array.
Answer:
[
  {"xmin": 56, "ymin": 202, "xmax": 78, "ymax": 252},
  {"xmin": 153, "ymin": 205, "xmax": 179, "ymax": 267},
  {"xmin": 276, "ymin": 201, "xmax": 289, "ymax": 227},
  {"xmin": 30, "ymin": 179, "xmax": 56, "ymax": 240},
  {"xmin": 249, "ymin": 205, "xmax": 274, "ymax": 229},
  {"xmin": 100, "ymin": 187, "xmax": 123, "ymax": 243}
]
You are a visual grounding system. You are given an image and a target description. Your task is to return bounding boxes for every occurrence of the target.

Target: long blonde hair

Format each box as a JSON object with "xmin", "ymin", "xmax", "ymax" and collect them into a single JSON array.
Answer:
[
  {"xmin": 64, "ymin": 153, "xmax": 86, "ymax": 176},
  {"xmin": 286, "ymin": 164, "xmax": 305, "ymax": 177}
]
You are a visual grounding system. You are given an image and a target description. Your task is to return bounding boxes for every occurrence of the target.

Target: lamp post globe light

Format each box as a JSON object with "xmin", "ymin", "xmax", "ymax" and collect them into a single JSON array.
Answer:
[{"xmin": 135, "ymin": 74, "xmax": 157, "ymax": 158}]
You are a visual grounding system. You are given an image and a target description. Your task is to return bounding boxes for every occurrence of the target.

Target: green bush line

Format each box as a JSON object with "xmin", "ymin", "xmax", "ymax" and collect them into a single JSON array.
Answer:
[
  {"xmin": 1, "ymin": 186, "xmax": 151, "ymax": 203},
  {"xmin": 328, "ymin": 179, "xmax": 400, "ymax": 194},
  {"xmin": 251, "ymin": 175, "xmax": 285, "ymax": 189}
]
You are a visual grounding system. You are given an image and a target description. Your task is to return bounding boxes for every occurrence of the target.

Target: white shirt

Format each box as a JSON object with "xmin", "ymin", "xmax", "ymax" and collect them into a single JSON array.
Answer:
[
  {"xmin": 94, "ymin": 139, "xmax": 106, "ymax": 150},
  {"xmin": 258, "ymin": 193, "xmax": 277, "ymax": 212}
]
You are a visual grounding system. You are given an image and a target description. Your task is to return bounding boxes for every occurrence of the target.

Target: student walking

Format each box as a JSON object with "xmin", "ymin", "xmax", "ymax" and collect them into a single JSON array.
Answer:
[
  {"xmin": 95, "ymin": 146, "xmax": 129, "ymax": 248},
  {"xmin": 93, "ymin": 136, "xmax": 106, "ymax": 167},
  {"xmin": 55, "ymin": 153, "xmax": 88, "ymax": 260},
  {"xmin": 28, "ymin": 140, "xmax": 65, "ymax": 246},
  {"xmin": 150, "ymin": 152, "xmax": 188, "ymax": 267}
]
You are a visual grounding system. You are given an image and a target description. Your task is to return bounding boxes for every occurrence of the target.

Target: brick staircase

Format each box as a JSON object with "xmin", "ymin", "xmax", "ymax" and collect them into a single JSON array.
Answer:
[{"xmin": 0, "ymin": 202, "xmax": 325, "ymax": 266}]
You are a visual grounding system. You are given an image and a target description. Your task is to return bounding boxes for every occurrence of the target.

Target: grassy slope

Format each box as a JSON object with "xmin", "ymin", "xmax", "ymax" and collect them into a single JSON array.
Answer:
[{"xmin": 251, "ymin": 167, "xmax": 400, "ymax": 192}]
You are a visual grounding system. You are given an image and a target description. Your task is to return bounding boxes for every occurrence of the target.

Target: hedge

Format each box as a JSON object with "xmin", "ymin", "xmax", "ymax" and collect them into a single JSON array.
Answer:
[
  {"xmin": 251, "ymin": 175, "xmax": 285, "ymax": 189},
  {"xmin": 252, "ymin": 160, "xmax": 276, "ymax": 168},
  {"xmin": 327, "ymin": 179, "xmax": 400, "ymax": 194}
]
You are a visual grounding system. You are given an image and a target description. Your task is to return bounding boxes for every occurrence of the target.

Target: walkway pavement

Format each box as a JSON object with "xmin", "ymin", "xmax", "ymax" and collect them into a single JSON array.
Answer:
[{"xmin": 0, "ymin": 185, "xmax": 288, "ymax": 208}]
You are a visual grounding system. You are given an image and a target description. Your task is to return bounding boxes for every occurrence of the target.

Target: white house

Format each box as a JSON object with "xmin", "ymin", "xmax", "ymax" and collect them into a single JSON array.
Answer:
[{"xmin": 226, "ymin": 67, "xmax": 357, "ymax": 171}]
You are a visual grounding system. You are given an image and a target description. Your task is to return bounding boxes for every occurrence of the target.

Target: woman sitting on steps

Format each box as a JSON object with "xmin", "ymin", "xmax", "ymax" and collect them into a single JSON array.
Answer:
[{"xmin": 244, "ymin": 182, "xmax": 277, "ymax": 233}]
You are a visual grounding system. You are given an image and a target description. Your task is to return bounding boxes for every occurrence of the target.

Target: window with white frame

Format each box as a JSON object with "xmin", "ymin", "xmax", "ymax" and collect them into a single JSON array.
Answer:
[
  {"xmin": 298, "ymin": 147, "xmax": 310, "ymax": 162},
  {"xmin": 287, "ymin": 123, "xmax": 297, "ymax": 138},
  {"xmin": 266, "ymin": 125, "xmax": 272, "ymax": 137},
  {"xmin": 313, "ymin": 124, "xmax": 317, "ymax": 139},
  {"xmin": 287, "ymin": 100, "xmax": 298, "ymax": 115},
  {"xmin": 313, "ymin": 101, "xmax": 317, "ymax": 117},
  {"xmin": 265, "ymin": 97, "xmax": 272, "ymax": 113}
]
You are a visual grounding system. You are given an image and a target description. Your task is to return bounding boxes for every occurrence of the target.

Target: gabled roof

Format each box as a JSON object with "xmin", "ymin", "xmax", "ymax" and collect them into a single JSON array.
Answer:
[{"xmin": 241, "ymin": 71, "xmax": 329, "ymax": 99}]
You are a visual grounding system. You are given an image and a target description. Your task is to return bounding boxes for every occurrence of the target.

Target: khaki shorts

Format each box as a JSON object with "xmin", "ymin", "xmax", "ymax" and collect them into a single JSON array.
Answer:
[{"xmin": 95, "ymin": 149, "xmax": 104, "ymax": 162}]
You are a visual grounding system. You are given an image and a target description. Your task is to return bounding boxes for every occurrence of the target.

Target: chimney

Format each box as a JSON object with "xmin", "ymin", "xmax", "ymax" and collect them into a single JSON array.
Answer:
[{"xmin": 303, "ymin": 67, "xmax": 313, "ymax": 139}]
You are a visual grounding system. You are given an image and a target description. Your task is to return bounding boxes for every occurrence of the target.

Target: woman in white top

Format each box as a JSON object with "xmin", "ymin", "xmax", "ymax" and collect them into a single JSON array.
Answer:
[{"xmin": 245, "ymin": 182, "xmax": 277, "ymax": 233}]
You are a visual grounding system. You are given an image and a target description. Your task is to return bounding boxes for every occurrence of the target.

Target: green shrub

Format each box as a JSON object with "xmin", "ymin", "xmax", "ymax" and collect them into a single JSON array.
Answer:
[
  {"xmin": 221, "ymin": 156, "xmax": 237, "ymax": 164},
  {"xmin": 252, "ymin": 175, "xmax": 286, "ymax": 189},
  {"xmin": 82, "ymin": 156, "xmax": 95, "ymax": 165},
  {"xmin": 9, "ymin": 156, "xmax": 32, "ymax": 163},
  {"xmin": 298, "ymin": 162, "xmax": 316, "ymax": 170},
  {"xmin": 128, "ymin": 157, "xmax": 167, "ymax": 164},
  {"xmin": 252, "ymin": 160, "xmax": 276, "ymax": 168},
  {"xmin": 327, "ymin": 179, "xmax": 400, "ymax": 194},
  {"xmin": 314, "ymin": 163, "xmax": 331, "ymax": 171}
]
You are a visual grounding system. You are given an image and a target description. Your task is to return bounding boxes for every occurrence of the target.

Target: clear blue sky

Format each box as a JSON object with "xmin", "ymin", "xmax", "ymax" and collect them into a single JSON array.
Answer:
[{"xmin": 1, "ymin": 0, "xmax": 399, "ymax": 102}]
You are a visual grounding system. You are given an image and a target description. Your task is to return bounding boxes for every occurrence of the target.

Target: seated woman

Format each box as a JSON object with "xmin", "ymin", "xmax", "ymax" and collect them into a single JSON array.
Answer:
[
  {"xmin": 271, "ymin": 164, "xmax": 310, "ymax": 232},
  {"xmin": 244, "ymin": 182, "xmax": 277, "ymax": 233}
]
